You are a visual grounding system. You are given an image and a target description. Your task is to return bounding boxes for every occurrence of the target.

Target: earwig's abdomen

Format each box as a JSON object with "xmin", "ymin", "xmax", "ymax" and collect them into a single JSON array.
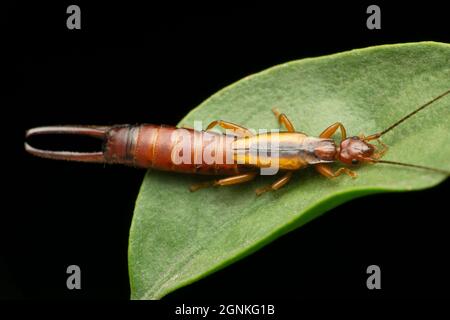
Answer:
[{"xmin": 103, "ymin": 124, "xmax": 254, "ymax": 175}]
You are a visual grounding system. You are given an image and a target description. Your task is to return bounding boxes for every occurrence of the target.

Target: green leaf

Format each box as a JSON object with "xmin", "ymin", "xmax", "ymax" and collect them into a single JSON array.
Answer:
[{"xmin": 129, "ymin": 42, "xmax": 450, "ymax": 299}]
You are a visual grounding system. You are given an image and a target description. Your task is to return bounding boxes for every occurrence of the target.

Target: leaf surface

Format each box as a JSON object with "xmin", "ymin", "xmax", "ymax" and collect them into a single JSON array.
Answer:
[{"xmin": 129, "ymin": 42, "xmax": 450, "ymax": 299}]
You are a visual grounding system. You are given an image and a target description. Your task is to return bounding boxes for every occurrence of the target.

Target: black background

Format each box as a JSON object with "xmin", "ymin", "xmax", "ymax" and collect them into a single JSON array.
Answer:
[{"xmin": 2, "ymin": 1, "xmax": 450, "ymax": 304}]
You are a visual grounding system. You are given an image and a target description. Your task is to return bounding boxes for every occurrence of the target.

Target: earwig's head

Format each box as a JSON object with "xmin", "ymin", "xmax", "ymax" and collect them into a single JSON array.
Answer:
[{"xmin": 338, "ymin": 136, "xmax": 375, "ymax": 165}]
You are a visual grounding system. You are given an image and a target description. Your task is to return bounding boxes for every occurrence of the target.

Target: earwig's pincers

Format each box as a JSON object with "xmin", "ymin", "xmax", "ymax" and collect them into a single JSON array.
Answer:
[{"xmin": 24, "ymin": 125, "xmax": 109, "ymax": 163}]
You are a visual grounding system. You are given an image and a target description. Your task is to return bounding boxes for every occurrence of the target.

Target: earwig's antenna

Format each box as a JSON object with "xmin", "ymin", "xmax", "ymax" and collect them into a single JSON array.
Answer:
[
  {"xmin": 363, "ymin": 88, "xmax": 450, "ymax": 175},
  {"xmin": 365, "ymin": 88, "xmax": 450, "ymax": 141},
  {"xmin": 374, "ymin": 159, "xmax": 450, "ymax": 175}
]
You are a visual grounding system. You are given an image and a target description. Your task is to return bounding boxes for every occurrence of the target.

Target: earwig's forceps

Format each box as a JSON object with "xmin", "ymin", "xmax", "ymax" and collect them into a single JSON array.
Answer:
[{"xmin": 24, "ymin": 125, "xmax": 110, "ymax": 163}]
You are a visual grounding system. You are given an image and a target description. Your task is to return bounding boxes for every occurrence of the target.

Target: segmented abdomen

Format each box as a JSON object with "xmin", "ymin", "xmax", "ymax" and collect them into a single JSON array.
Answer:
[{"xmin": 103, "ymin": 124, "xmax": 255, "ymax": 175}]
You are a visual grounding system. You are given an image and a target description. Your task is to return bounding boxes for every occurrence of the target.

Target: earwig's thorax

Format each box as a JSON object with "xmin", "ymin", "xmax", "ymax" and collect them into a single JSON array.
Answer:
[{"xmin": 313, "ymin": 139, "xmax": 337, "ymax": 161}]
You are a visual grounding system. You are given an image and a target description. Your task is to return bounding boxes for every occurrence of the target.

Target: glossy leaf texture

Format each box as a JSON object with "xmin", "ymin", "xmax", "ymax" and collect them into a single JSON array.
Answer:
[{"xmin": 129, "ymin": 42, "xmax": 450, "ymax": 299}]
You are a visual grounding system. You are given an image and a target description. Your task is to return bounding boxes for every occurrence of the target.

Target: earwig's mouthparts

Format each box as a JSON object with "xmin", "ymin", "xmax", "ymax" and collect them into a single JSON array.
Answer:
[
  {"xmin": 365, "ymin": 88, "xmax": 450, "ymax": 141},
  {"xmin": 373, "ymin": 159, "xmax": 450, "ymax": 175},
  {"xmin": 24, "ymin": 125, "xmax": 109, "ymax": 163}
]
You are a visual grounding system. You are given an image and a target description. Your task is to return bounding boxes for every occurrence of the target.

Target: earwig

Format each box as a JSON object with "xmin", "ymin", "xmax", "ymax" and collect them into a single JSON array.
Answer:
[{"xmin": 25, "ymin": 89, "xmax": 450, "ymax": 195}]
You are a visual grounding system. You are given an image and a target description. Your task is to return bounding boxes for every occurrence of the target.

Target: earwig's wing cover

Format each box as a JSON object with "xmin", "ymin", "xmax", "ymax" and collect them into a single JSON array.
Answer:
[{"xmin": 129, "ymin": 42, "xmax": 450, "ymax": 299}]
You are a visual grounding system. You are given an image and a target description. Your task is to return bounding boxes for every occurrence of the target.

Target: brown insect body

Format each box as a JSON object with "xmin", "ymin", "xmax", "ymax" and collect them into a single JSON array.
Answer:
[
  {"xmin": 104, "ymin": 124, "xmax": 252, "ymax": 175},
  {"xmin": 25, "ymin": 89, "xmax": 450, "ymax": 195},
  {"xmin": 26, "ymin": 125, "xmax": 338, "ymax": 174}
]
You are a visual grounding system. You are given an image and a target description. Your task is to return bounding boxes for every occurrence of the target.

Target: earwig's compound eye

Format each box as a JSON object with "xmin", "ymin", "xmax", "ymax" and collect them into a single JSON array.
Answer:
[{"xmin": 351, "ymin": 159, "xmax": 359, "ymax": 165}]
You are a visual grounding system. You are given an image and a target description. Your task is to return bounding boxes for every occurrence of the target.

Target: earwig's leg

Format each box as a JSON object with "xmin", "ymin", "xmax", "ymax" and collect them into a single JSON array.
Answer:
[
  {"xmin": 315, "ymin": 164, "xmax": 357, "ymax": 179},
  {"xmin": 206, "ymin": 120, "xmax": 254, "ymax": 137},
  {"xmin": 319, "ymin": 122, "xmax": 347, "ymax": 139},
  {"xmin": 189, "ymin": 173, "xmax": 257, "ymax": 192},
  {"xmin": 255, "ymin": 171, "xmax": 293, "ymax": 196},
  {"xmin": 272, "ymin": 108, "xmax": 295, "ymax": 132}
]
